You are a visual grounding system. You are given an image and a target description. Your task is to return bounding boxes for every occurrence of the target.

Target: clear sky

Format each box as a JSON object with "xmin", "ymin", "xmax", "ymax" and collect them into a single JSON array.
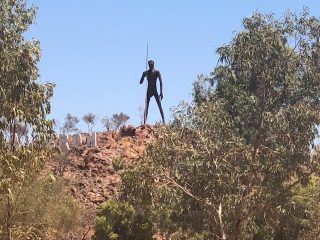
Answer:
[{"xmin": 26, "ymin": 0, "xmax": 320, "ymax": 132}]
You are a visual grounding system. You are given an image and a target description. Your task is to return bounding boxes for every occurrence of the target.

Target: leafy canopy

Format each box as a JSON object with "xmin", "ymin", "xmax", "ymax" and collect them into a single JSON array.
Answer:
[
  {"xmin": 0, "ymin": 0, "xmax": 57, "ymax": 239},
  {"xmin": 121, "ymin": 9, "xmax": 320, "ymax": 239}
]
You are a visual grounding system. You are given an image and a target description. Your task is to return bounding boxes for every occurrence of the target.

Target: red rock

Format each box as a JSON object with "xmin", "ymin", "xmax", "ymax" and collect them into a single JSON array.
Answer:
[{"xmin": 46, "ymin": 124, "xmax": 155, "ymax": 235}]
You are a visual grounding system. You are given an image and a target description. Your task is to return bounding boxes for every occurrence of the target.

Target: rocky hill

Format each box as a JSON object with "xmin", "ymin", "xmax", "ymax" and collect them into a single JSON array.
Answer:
[{"xmin": 46, "ymin": 124, "xmax": 154, "ymax": 239}]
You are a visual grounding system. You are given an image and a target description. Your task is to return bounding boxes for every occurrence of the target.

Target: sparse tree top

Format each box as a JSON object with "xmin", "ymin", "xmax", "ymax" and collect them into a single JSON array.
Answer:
[
  {"xmin": 82, "ymin": 112, "xmax": 97, "ymax": 132},
  {"xmin": 101, "ymin": 112, "xmax": 130, "ymax": 131},
  {"xmin": 62, "ymin": 113, "xmax": 79, "ymax": 134}
]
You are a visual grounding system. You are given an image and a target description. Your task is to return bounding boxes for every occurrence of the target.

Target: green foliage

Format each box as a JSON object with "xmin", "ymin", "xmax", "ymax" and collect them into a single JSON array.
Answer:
[
  {"xmin": 288, "ymin": 174, "xmax": 320, "ymax": 239},
  {"xmin": 92, "ymin": 200, "xmax": 153, "ymax": 240},
  {"xmin": 0, "ymin": 1, "xmax": 85, "ymax": 239},
  {"xmin": 121, "ymin": 9, "xmax": 320, "ymax": 239},
  {"xmin": 0, "ymin": 175, "xmax": 83, "ymax": 239}
]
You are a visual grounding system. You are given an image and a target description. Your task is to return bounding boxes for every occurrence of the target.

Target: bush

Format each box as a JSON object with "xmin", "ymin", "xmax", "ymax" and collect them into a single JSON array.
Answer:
[
  {"xmin": 0, "ymin": 175, "xmax": 83, "ymax": 240},
  {"xmin": 93, "ymin": 200, "xmax": 153, "ymax": 240}
]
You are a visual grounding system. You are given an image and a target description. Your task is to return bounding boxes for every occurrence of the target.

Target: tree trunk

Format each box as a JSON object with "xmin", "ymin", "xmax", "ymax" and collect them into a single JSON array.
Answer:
[
  {"xmin": 227, "ymin": 204, "xmax": 243, "ymax": 240},
  {"xmin": 4, "ymin": 195, "xmax": 12, "ymax": 240}
]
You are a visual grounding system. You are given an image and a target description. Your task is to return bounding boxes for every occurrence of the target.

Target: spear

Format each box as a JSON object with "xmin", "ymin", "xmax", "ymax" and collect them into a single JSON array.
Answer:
[
  {"xmin": 146, "ymin": 42, "xmax": 148, "ymax": 72},
  {"xmin": 143, "ymin": 42, "xmax": 148, "ymax": 124}
]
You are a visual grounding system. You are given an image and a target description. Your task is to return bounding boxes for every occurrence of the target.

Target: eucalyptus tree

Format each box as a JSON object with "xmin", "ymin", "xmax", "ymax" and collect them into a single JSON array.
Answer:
[
  {"xmin": 62, "ymin": 113, "xmax": 79, "ymax": 133},
  {"xmin": 101, "ymin": 113, "xmax": 130, "ymax": 131},
  {"xmin": 0, "ymin": 1, "xmax": 54, "ymax": 239},
  {"xmin": 82, "ymin": 112, "xmax": 97, "ymax": 133},
  {"xmin": 111, "ymin": 112, "xmax": 130, "ymax": 130},
  {"xmin": 101, "ymin": 115, "xmax": 114, "ymax": 131},
  {"xmin": 121, "ymin": 9, "xmax": 320, "ymax": 239}
]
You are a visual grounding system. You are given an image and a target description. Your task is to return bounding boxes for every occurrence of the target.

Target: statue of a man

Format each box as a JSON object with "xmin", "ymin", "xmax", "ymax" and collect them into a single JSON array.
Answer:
[{"xmin": 140, "ymin": 60, "xmax": 165, "ymax": 124}]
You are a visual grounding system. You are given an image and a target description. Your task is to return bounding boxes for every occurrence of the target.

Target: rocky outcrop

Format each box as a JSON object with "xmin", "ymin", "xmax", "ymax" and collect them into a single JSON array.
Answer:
[{"xmin": 47, "ymin": 125, "xmax": 154, "ymax": 222}]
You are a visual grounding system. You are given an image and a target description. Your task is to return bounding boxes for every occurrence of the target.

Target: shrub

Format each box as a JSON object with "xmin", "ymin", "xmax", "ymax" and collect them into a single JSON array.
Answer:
[
  {"xmin": 0, "ymin": 175, "xmax": 83, "ymax": 240},
  {"xmin": 93, "ymin": 200, "xmax": 153, "ymax": 240}
]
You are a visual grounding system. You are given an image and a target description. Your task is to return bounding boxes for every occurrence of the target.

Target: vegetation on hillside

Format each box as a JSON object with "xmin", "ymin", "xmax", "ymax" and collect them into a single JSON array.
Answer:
[
  {"xmin": 0, "ymin": 1, "xmax": 82, "ymax": 239},
  {"xmin": 92, "ymin": 200, "xmax": 153, "ymax": 240},
  {"xmin": 2, "ymin": 1, "xmax": 320, "ymax": 239},
  {"xmin": 108, "ymin": 9, "xmax": 320, "ymax": 239},
  {"xmin": 83, "ymin": 113, "xmax": 98, "ymax": 133},
  {"xmin": 62, "ymin": 113, "xmax": 80, "ymax": 134},
  {"xmin": 101, "ymin": 113, "xmax": 130, "ymax": 131}
]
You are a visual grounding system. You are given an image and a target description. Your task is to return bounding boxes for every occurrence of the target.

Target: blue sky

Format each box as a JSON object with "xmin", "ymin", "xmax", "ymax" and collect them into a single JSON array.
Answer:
[{"xmin": 26, "ymin": 1, "xmax": 320, "ymax": 132}]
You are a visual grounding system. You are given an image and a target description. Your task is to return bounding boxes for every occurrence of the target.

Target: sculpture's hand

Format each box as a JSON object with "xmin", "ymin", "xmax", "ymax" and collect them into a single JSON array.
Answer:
[{"xmin": 140, "ymin": 71, "xmax": 147, "ymax": 84}]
